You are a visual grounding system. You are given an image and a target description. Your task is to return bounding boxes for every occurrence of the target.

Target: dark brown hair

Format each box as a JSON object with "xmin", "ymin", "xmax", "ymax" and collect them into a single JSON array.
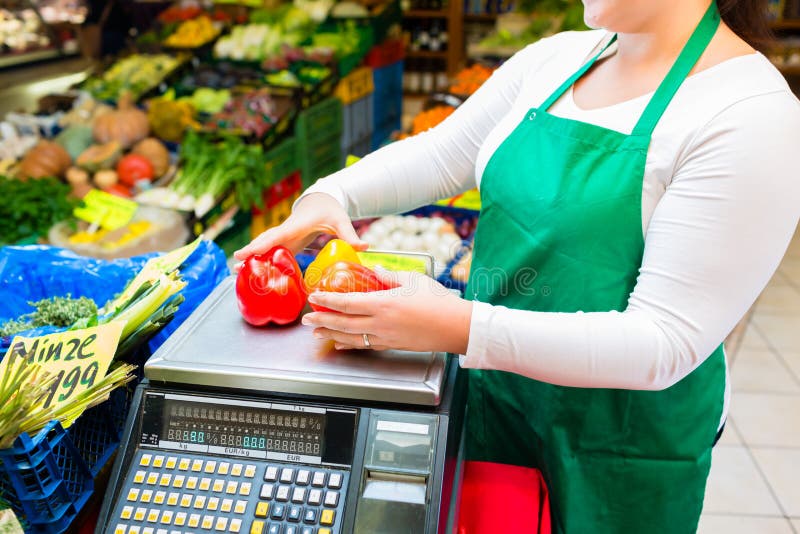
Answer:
[{"xmin": 717, "ymin": 0, "xmax": 773, "ymax": 51}]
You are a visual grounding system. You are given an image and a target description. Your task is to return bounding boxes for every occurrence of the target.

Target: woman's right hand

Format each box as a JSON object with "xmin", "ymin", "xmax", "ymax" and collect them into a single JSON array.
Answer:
[{"xmin": 233, "ymin": 192, "xmax": 368, "ymax": 263}]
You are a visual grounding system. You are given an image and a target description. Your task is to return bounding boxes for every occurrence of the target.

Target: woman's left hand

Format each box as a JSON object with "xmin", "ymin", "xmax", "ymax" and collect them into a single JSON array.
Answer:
[{"xmin": 301, "ymin": 269, "xmax": 473, "ymax": 354}]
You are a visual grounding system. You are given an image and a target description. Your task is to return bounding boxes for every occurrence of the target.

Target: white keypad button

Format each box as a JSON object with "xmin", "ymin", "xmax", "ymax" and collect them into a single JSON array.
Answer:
[
  {"xmin": 280, "ymin": 468, "xmax": 294, "ymax": 483},
  {"xmin": 260, "ymin": 483, "xmax": 275, "ymax": 500},
  {"xmin": 264, "ymin": 466, "xmax": 278, "ymax": 482},
  {"xmin": 307, "ymin": 489, "xmax": 322, "ymax": 506},
  {"xmin": 275, "ymin": 486, "xmax": 290, "ymax": 502},
  {"xmin": 239, "ymin": 482, "xmax": 252, "ymax": 496},
  {"xmin": 217, "ymin": 462, "xmax": 230, "ymax": 475},
  {"xmin": 244, "ymin": 465, "xmax": 256, "ymax": 478},
  {"xmin": 204, "ymin": 460, "xmax": 217, "ymax": 473},
  {"xmin": 229, "ymin": 518, "xmax": 242, "ymax": 533},
  {"xmin": 295, "ymin": 470, "xmax": 310, "ymax": 486},
  {"xmin": 328, "ymin": 473, "xmax": 342, "ymax": 489},
  {"xmin": 292, "ymin": 488, "xmax": 306, "ymax": 504},
  {"xmin": 231, "ymin": 464, "xmax": 243, "ymax": 477},
  {"xmin": 324, "ymin": 491, "xmax": 339, "ymax": 507},
  {"xmin": 311, "ymin": 472, "xmax": 326, "ymax": 487}
]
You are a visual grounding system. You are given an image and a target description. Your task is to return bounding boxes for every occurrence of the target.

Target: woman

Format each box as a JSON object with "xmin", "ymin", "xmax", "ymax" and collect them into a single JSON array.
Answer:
[{"xmin": 236, "ymin": 0, "xmax": 800, "ymax": 531}]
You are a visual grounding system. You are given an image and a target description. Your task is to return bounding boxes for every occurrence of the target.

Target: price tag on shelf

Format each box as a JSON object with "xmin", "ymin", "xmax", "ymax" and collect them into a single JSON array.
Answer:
[
  {"xmin": 73, "ymin": 189, "xmax": 138, "ymax": 231},
  {"xmin": 0, "ymin": 322, "xmax": 125, "ymax": 426},
  {"xmin": 357, "ymin": 251, "xmax": 432, "ymax": 275}
]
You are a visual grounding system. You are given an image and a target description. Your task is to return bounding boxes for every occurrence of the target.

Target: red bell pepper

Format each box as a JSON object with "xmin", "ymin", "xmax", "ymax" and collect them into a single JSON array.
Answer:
[
  {"xmin": 309, "ymin": 261, "xmax": 396, "ymax": 312},
  {"xmin": 236, "ymin": 246, "xmax": 307, "ymax": 326}
]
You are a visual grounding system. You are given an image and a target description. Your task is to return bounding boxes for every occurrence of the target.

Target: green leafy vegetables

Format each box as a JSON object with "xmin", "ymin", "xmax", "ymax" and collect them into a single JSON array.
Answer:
[
  {"xmin": 0, "ymin": 296, "xmax": 98, "ymax": 337},
  {"xmin": 0, "ymin": 176, "xmax": 78, "ymax": 246}
]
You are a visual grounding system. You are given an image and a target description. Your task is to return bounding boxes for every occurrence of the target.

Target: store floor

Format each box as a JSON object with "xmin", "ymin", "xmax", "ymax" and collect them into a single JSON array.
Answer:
[{"xmin": 699, "ymin": 226, "xmax": 800, "ymax": 533}]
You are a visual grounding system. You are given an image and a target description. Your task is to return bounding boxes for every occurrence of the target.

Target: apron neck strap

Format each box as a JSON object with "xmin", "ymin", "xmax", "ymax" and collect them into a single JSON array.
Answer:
[
  {"xmin": 540, "ymin": 34, "xmax": 618, "ymax": 112},
  {"xmin": 632, "ymin": 1, "xmax": 720, "ymax": 136}
]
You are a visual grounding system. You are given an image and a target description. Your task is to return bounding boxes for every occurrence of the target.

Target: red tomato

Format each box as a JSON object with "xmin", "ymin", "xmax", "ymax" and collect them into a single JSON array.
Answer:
[
  {"xmin": 117, "ymin": 154, "xmax": 154, "ymax": 187},
  {"xmin": 310, "ymin": 261, "xmax": 395, "ymax": 312},
  {"xmin": 236, "ymin": 247, "xmax": 307, "ymax": 326}
]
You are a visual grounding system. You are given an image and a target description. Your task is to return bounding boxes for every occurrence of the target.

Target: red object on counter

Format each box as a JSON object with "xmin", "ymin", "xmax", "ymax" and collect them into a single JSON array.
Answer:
[
  {"xmin": 457, "ymin": 461, "xmax": 551, "ymax": 534},
  {"xmin": 236, "ymin": 247, "xmax": 307, "ymax": 326}
]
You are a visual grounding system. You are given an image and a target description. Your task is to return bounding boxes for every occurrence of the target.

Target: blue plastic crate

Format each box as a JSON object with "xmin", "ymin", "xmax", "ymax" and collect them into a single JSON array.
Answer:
[
  {"xmin": 372, "ymin": 61, "xmax": 403, "ymax": 134},
  {"xmin": 0, "ymin": 382, "xmax": 136, "ymax": 533},
  {"xmin": 342, "ymin": 135, "xmax": 372, "ymax": 162},
  {"xmin": 341, "ymin": 94, "xmax": 374, "ymax": 153}
]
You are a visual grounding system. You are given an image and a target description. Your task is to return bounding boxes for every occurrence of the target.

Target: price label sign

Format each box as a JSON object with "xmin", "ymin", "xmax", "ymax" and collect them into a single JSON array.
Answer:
[
  {"xmin": 0, "ymin": 322, "xmax": 124, "ymax": 424},
  {"xmin": 74, "ymin": 189, "xmax": 139, "ymax": 231},
  {"xmin": 357, "ymin": 251, "xmax": 432, "ymax": 275},
  {"xmin": 435, "ymin": 188, "xmax": 481, "ymax": 211}
]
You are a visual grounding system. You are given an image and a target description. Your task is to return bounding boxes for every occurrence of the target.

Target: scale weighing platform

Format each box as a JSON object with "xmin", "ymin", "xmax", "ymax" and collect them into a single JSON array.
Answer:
[{"xmin": 96, "ymin": 275, "xmax": 467, "ymax": 534}]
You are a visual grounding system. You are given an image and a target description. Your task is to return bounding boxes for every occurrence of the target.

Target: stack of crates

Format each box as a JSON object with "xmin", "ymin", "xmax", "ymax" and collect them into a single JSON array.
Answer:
[
  {"xmin": 295, "ymin": 97, "xmax": 344, "ymax": 188},
  {"xmin": 371, "ymin": 59, "xmax": 404, "ymax": 150},
  {"xmin": 335, "ymin": 67, "xmax": 375, "ymax": 161}
]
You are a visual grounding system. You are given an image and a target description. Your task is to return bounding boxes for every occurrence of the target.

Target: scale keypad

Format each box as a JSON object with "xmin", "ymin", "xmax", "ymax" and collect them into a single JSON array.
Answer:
[{"xmin": 111, "ymin": 450, "xmax": 347, "ymax": 534}]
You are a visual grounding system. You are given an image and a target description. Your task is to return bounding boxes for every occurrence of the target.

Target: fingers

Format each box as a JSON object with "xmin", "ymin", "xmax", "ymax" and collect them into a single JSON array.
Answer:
[
  {"xmin": 332, "ymin": 220, "xmax": 369, "ymax": 251},
  {"xmin": 303, "ymin": 310, "xmax": 371, "ymax": 333},
  {"xmin": 312, "ymin": 327, "xmax": 377, "ymax": 350},
  {"xmin": 307, "ymin": 291, "xmax": 377, "ymax": 315},
  {"xmin": 233, "ymin": 227, "xmax": 286, "ymax": 260}
]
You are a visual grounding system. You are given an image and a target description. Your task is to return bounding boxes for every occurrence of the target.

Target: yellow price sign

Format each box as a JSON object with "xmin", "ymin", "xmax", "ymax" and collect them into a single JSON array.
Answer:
[
  {"xmin": 74, "ymin": 189, "xmax": 139, "ymax": 231},
  {"xmin": 0, "ymin": 322, "xmax": 124, "ymax": 425},
  {"xmin": 357, "ymin": 251, "xmax": 432, "ymax": 275},
  {"xmin": 435, "ymin": 188, "xmax": 481, "ymax": 211}
]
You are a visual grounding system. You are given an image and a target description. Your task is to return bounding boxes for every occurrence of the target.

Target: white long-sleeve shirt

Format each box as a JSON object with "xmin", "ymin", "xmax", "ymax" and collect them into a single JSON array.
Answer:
[{"xmin": 301, "ymin": 30, "xmax": 800, "ymax": 399}]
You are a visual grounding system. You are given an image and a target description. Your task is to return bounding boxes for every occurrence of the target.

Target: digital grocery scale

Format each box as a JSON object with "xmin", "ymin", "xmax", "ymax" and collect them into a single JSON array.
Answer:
[{"xmin": 96, "ymin": 275, "xmax": 467, "ymax": 534}]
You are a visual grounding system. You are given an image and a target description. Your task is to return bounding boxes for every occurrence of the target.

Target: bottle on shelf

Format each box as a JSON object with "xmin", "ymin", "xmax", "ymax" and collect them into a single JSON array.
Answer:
[
  {"xmin": 418, "ymin": 21, "xmax": 431, "ymax": 50},
  {"xmin": 421, "ymin": 59, "xmax": 436, "ymax": 93},
  {"xmin": 429, "ymin": 20, "xmax": 442, "ymax": 52}
]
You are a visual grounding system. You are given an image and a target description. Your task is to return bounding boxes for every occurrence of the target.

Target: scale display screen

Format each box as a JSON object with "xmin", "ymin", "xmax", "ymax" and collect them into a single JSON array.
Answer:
[{"xmin": 140, "ymin": 392, "xmax": 357, "ymax": 466}]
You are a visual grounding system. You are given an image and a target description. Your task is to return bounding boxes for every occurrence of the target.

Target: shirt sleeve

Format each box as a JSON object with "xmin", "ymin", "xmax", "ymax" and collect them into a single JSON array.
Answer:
[
  {"xmin": 296, "ymin": 35, "xmax": 566, "ymax": 218},
  {"xmin": 461, "ymin": 90, "xmax": 800, "ymax": 391}
]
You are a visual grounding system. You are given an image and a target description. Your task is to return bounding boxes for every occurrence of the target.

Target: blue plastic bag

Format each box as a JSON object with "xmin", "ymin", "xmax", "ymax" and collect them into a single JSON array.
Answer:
[{"xmin": 0, "ymin": 240, "xmax": 229, "ymax": 353}]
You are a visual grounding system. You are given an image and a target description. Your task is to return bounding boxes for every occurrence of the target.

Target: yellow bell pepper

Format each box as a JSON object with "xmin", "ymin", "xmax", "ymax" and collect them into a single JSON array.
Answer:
[{"xmin": 304, "ymin": 239, "xmax": 361, "ymax": 289}]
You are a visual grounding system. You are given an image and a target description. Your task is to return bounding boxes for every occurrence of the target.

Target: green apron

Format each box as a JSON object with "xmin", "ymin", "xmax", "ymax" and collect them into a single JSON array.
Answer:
[{"xmin": 465, "ymin": 3, "xmax": 726, "ymax": 533}]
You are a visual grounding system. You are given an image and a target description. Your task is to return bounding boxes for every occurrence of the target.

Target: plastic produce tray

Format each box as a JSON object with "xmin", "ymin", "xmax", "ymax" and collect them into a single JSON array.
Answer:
[
  {"xmin": 371, "ymin": 60, "xmax": 403, "ymax": 149},
  {"xmin": 296, "ymin": 97, "xmax": 345, "ymax": 187},
  {"xmin": 341, "ymin": 94, "xmax": 374, "ymax": 158},
  {"xmin": 0, "ymin": 385, "xmax": 134, "ymax": 533},
  {"xmin": 264, "ymin": 135, "xmax": 299, "ymax": 186}
]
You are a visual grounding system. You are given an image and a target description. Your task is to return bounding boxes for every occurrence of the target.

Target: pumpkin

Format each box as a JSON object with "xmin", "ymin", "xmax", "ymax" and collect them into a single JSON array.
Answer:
[
  {"xmin": 92, "ymin": 92, "xmax": 150, "ymax": 149},
  {"xmin": 19, "ymin": 140, "xmax": 71, "ymax": 179},
  {"xmin": 131, "ymin": 138, "xmax": 170, "ymax": 177},
  {"xmin": 76, "ymin": 141, "xmax": 123, "ymax": 172}
]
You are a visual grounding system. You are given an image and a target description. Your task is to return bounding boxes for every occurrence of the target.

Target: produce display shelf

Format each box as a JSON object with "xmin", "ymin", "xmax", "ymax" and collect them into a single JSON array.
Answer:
[
  {"xmin": 403, "ymin": 9, "xmax": 448, "ymax": 18},
  {"xmin": 0, "ymin": 48, "xmax": 75, "ymax": 69}
]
